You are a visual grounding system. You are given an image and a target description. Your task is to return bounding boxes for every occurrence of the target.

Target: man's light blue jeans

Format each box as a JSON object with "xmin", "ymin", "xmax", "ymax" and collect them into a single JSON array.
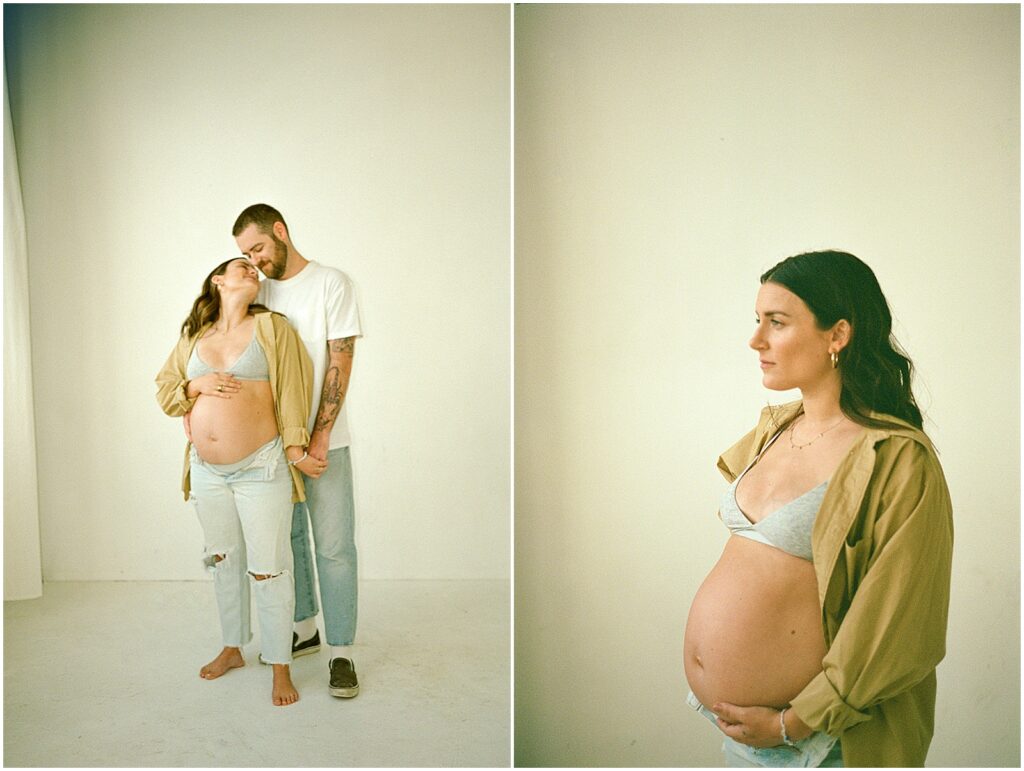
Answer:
[
  {"xmin": 189, "ymin": 437, "xmax": 295, "ymax": 665},
  {"xmin": 291, "ymin": 445, "xmax": 358, "ymax": 646}
]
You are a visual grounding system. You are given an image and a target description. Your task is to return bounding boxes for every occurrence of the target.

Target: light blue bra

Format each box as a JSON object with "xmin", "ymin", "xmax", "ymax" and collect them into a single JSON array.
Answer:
[
  {"xmin": 719, "ymin": 430, "xmax": 827, "ymax": 562},
  {"xmin": 186, "ymin": 329, "xmax": 269, "ymax": 381}
]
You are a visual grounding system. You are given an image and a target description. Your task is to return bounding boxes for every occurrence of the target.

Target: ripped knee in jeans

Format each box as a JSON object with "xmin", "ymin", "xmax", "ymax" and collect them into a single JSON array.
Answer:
[
  {"xmin": 202, "ymin": 551, "xmax": 228, "ymax": 570},
  {"xmin": 250, "ymin": 569, "xmax": 291, "ymax": 581}
]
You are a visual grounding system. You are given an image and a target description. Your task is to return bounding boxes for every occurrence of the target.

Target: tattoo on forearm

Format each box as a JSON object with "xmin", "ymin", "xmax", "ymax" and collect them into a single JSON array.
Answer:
[
  {"xmin": 330, "ymin": 337, "xmax": 356, "ymax": 355},
  {"xmin": 314, "ymin": 338, "xmax": 354, "ymax": 434},
  {"xmin": 314, "ymin": 365, "xmax": 345, "ymax": 432}
]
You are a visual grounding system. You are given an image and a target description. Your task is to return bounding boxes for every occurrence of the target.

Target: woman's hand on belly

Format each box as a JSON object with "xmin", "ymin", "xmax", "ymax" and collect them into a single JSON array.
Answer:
[
  {"xmin": 710, "ymin": 702, "xmax": 813, "ymax": 748},
  {"xmin": 186, "ymin": 371, "xmax": 242, "ymax": 399}
]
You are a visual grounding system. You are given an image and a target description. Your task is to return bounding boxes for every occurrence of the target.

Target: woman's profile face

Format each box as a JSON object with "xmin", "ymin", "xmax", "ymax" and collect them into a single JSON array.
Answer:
[
  {"xmin": 749, "ymin": 281, "xmax": 835, "ymax": 392},
  {"xmin": 212, "ymin": 259, "xmax": 260, "ymax": 297}
]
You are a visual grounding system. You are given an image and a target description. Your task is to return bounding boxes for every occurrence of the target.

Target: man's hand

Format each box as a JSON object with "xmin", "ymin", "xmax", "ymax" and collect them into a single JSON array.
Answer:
[
  {"xmin": 712, "ymin": 703, "xmax": 810, "ymax": 748},
  {"xmin": 294, "ymin": 453, "xmax": 327, "ymax": 479},
  {"xmin": 307, "ymin": 430, "xmax": 331, "ymax": 465}
]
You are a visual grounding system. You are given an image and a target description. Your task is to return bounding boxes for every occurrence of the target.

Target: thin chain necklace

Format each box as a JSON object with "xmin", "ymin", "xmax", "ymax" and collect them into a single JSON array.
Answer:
[{"xmin": 789, "ymin": 415, "xmax": 845, "ymax": 450}]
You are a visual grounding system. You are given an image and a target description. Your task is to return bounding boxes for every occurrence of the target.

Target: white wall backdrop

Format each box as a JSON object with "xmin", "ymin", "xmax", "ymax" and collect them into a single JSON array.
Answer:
[
  {"xmin": 4, "ymin": 4, "xmax": 510, "ymax": 581},
  {"xmin": 515, "ymin": 4, "xmax": 1019, "ymax": 767}
]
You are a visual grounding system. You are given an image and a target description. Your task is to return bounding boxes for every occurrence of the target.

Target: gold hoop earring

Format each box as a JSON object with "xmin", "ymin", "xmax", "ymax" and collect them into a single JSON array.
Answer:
[{"xmin": 830, "ymin": 351, "xmax": 839, "ymax": 369}]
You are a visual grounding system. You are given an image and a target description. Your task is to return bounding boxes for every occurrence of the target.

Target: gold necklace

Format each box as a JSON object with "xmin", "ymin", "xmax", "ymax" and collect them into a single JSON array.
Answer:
[{"xmin": 789, "ymin": 415, "xmax": 845, "ymax": 450}]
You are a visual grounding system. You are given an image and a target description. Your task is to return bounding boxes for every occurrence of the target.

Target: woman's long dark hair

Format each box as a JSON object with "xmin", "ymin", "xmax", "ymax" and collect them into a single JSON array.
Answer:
[
  {"xmin": 180, "ymin": 258, "xmax": 270, "ymax": 338},
  {"xmin": 761, "ymin": 250, "xmax": 923, "ymax": 430}
]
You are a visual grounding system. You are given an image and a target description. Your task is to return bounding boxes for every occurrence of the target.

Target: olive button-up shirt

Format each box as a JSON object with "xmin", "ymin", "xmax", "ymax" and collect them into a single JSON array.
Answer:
[{"xmin": 717, "ymin": 401, "xmax": 954, "ymax": 768}]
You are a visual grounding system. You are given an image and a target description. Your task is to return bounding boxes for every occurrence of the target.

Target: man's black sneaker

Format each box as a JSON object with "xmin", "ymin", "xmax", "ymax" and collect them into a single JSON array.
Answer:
[
  {"xmin": 329, "ymin": 657, "xmax": 359, "ymax": 698},
  {"xmin": 259, "ymin": 630, "xmax": 321, "ymax": 665},
  {"xmin": 293, "ymin": 630, "xmax": 321, "ymax": 658}
]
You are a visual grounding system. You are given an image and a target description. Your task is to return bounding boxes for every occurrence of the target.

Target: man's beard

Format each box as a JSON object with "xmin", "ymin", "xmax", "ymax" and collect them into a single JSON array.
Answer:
[{"xmin": 261, "ymin": 236, "xmax": 289, "ymax": 279}]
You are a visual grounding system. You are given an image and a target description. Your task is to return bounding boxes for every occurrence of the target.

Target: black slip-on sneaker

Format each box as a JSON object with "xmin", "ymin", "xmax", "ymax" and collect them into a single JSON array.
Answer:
[
  {"xmin": 329, "ymin": 657, "xmax": 359, "ymax": 698},
  {"xmin": 292, "ymin": 630, "xmax": 321, "ymax": 658}
]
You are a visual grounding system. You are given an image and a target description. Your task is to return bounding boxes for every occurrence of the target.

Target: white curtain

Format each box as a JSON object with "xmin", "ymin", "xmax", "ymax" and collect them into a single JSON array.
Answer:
[{"xmin": 4, "ymin": 60, "xmax": 43, "ymax": 600}]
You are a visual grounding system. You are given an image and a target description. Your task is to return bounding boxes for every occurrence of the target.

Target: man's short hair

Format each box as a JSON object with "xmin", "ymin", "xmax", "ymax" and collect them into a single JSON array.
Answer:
[{"xmin": 233, "ymin": 203, "xmax": 288, "ymax": 238}]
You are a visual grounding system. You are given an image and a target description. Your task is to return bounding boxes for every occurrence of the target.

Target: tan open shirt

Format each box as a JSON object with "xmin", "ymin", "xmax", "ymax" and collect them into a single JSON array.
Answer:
[
  {"xmin": 155, "ymin": 310, "xmax": 313, "ymax": 503},
  {"xmin": 717, "ymin": 400, "xmax": 953, "ymax": 767}
]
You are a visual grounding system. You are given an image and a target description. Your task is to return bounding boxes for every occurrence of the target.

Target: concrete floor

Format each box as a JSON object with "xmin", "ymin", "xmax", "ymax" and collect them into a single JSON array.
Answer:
[{"xmin": 4, "ymin": 580, "xmax": 510, "ymax": 767}]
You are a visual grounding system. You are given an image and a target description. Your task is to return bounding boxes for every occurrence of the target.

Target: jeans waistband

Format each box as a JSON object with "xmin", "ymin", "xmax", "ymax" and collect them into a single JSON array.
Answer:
[{"xmin": 192, "ymin": 436, "xmax": 282, "ymax": 474}]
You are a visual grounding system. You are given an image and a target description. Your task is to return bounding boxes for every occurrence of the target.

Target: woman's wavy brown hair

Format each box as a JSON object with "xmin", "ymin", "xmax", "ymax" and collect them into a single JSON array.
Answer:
[{"xmin": 180, "ymin": 258, "xmax": 270, "ymax": 338}]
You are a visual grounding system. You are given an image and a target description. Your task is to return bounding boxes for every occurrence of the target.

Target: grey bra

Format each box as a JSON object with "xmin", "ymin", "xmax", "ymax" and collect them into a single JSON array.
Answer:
[
  {"xmin": 186, "ymin": 329, "xmax": 270, "ymax": 381},
  {"xmin": 719, "ymin": 430, "xmax": 827, "ymax": 562}
]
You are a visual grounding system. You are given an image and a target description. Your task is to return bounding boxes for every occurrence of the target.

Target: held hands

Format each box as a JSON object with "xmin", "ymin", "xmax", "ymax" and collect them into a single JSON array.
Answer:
[
  {"xmin": 285, "ymin": 432, "xmax": 330, "ymax": 479},
  {"xmin": 187, "ymin": 372, "xmax": 242, "ymax": 399},
  {"xmin": 287, "ymin": 447, "xmax": 327, "ymax": 479},
  {"xmin": 712, "ymin": 703, "xmax": 809, "ymax": 748},
  {"xmin": 307, "ymin": 431, "xmax": 331, "ymax": 470}
]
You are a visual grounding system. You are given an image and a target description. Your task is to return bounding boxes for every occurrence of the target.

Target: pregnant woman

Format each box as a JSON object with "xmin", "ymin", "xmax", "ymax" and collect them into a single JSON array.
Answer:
[
  {"xmin": 683, "ymin": 251, "xmax": 953, "ymax": 767},
  {"xmin": 156, "ymin": 257, "xmax": 318, "ymax": 706}
]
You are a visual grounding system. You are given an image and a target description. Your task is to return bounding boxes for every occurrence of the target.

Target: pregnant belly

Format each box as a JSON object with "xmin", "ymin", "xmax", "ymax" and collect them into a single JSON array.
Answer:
[
  {"xmin": 190, "ymin": 382, "xmax": 279, "ymax": 464},
  {"xmin": 684, "ymin": 536, "xmax": 826, "ymax": 709}
]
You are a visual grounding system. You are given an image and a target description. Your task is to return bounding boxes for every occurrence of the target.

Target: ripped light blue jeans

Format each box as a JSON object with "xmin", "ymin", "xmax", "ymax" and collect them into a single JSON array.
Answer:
[
  {"xmin": 189, "ymin": 436, "xmax": 295, "ymax": 664},
  {"xmin": 687, "ymin": 690, "xmax": 843, "ymax": 768}
]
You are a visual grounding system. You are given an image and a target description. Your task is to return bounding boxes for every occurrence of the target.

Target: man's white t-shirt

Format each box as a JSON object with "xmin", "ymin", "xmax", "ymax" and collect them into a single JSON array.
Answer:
[{"xmin": 257, "ymin": 261, "xmax": 362, "ymax": 449}]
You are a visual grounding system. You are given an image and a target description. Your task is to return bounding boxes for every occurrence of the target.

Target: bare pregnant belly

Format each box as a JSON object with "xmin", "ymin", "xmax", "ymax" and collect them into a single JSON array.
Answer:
[
  {"xmin": 190, "ymin": 382, "xmax": 279, "ymax": 465},
  {"xmin": 684, "ymin": 536, "xmax": 826, "ymax": 709}
]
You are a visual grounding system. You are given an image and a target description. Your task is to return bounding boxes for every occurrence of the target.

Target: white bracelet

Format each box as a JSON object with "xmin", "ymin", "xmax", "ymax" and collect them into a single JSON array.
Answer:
[
  {"xmin": 779, "ymin": 708, "xmax": 798, "ymax": 747},
  {"xmin": 288, "ymin": 452, "xmax": 308, "ymax": 466}
]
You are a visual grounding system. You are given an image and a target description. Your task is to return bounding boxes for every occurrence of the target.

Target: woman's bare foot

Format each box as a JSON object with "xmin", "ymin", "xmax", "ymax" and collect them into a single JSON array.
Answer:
[
  {"xmin": 272, "ymin": 664, "xmax": 300, "ymax": 706},
  {"xmin": 199, "ymin": 646, "xmax": 245, "ymax": 679}
]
